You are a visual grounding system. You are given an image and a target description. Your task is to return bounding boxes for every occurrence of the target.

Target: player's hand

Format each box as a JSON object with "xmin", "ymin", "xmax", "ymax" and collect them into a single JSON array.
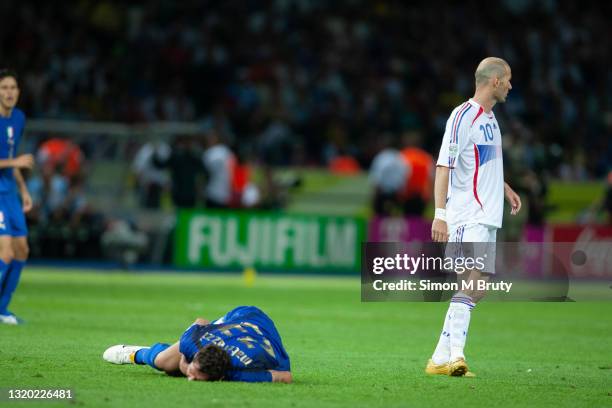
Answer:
[
  {"xmin": 13, "ymin": 154, "xmax": 34, "ymax": 169},
  {"xmin": 431, "ymin": 218, "xmax": 449, "ymax": 242},
  {"xmin": 21, "ymin": 190, "xmax": 33, "ymax": 213},
  {"xmin": 504, "ymin": 184, "xmax": 522, "ymax": 215},
  {"xmin": 269, "ymin": 370, "xmax": 293, "ymax": 384}
]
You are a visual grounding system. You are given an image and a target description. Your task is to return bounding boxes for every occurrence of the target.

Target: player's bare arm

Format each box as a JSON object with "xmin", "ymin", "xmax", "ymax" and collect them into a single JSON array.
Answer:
[
  {"xmin": 504, "ymin": 182, "xmax": 521, "ymax": 215},
  {"xmin": 13, "ymin": 168, "xmax": 32, "ymax": 212},
  {"xmin": 179, "ymin": 354, "xmax": 190, "ymax": 376},
  {"xmin": 151, "ymin": 341, "xmax": 182, "ymax": 374},
  {"xmin": 0, "ymin": 154, "xmax": 34, "ymax": 169},
  {"xmin": 269, "ymin": 370, "xmax": 293, "ymax": 383},
  {"xmin": 431, "ymin": 165, "xmax": 450, "ymax": 242}
]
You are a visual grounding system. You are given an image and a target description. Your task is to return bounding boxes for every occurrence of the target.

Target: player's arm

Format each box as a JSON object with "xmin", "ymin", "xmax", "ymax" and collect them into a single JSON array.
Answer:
[
  {"xmin": 0, "ymin": 154, "xmax": 34, "ymax": 170},
  {"xmin": 194, "ymin": 317, "xmax": 210, "ymax": 325},
  {"xmin": 431, "ymin": 166, "xmax": 450, "ymax": 242},
  {"xmin": 504, "ymin": 182, "xmax": 522, "ymax": 215},
  {"xmin": 179, "ymin": 354, "xmax": 190, "ymax": 376},
  {"xmin": 225, "ymin": 369, "xmax": 292, "ymax": 383},
  {"xmin": 269, "ymin": 370, "xmax": 293, "ymax": 383},
  {"xmin": 13, "ymin": 167, "xmax": 33, "ymax": 213},
  {"xmin": 432, "ymin": 106, "xmax": 473, "ymax": 241}
]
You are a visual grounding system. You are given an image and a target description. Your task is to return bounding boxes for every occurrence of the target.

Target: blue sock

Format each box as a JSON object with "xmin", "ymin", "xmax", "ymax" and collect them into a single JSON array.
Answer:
[
  {"xmin": 0, "ymin": 259, "xmax": 19, "ymax": 315},
  {"xmin": 134, "ymin": 348, "xmax": 148, "ymax": 364},
  {"xmin": 134, "ymin": 343, "xmax": 170, "ymax": 370}
]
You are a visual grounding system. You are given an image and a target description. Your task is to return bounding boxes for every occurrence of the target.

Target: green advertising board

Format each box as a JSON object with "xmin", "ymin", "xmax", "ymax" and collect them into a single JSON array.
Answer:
[
  {"xmin": 174, "ymin": 210, "xmax": 365, "ymax": 273},
  {"xmin": 174, "ymin": 210, "xmax": 366, "ymax": 273}
]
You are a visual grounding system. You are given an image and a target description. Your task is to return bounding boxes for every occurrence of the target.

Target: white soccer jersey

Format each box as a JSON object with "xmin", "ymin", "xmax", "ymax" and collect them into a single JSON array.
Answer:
[{"xmin": 436, "ymin": 99, "xmax": 504, "ymax": 228}]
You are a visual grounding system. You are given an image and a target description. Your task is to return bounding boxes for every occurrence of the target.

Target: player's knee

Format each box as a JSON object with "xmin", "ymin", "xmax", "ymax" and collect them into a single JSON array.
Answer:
[
  {"xmin": 14, "ymin": 243, "xmax": 29, "ymax": 260},
  {"xmin": 0, "ymin": 247, "xmax": 15, "ymax": 264},
  {"xmin": 471, "ymin": 290, "xmax": 487, "ymax": 303}
]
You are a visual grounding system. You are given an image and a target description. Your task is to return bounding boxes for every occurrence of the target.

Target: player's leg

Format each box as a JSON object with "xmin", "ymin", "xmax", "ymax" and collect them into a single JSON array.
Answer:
[
  {"xmin": 446, "ymin": 227, "xmax": 496, "ymax": 375},
  {"xmin": 427, "ymin": 224, "xmax": 494, "ymax": 376},
  {"xmin": 0, "ymin": 194, "xmax": 29, "ymax": 323},
  {"xmin": 0, "ymin": 237, "xmax": 14, "ymax": 293},
  {"xmin": 0, "ymin": 199, "xmax": 17, "ymax": 324},
  {"xmin": 0, "ymin": 237, "xmax": 28, "ymax": 314},
  {"xmin": 104, "ymin": 341, "xmax": 181, "ymax": 375},
  {"xmin": 427, "ymin": 224, "xmax": 465, "ymax": 372}
]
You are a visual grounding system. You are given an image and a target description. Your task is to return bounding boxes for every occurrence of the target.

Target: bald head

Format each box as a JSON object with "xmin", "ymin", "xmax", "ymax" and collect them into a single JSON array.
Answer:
[{"xmin": 475, "ymin": 57, "xmax": 510, "ymax": 87}]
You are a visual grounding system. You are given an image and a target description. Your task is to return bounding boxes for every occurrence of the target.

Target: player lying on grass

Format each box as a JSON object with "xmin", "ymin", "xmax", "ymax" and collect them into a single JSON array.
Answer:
[{"xmin": 103, "ymin": 306, "xmax": 292, "ymax": 383}]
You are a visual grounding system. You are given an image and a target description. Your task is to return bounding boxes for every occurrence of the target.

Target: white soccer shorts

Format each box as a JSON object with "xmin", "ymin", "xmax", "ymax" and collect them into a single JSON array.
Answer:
[{"xmin": 446, "ymin": 223, "xmax": 497, "ymax": 274}]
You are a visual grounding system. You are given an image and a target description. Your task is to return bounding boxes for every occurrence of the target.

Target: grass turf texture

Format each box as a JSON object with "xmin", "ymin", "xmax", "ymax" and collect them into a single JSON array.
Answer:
[{"xmin": 1, "ymin": 269, "xmax": 611, "ymax": 408}]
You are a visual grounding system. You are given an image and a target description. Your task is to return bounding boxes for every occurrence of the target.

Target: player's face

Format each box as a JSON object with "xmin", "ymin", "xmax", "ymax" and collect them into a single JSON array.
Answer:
[
  {"xmin": 494, "ymin": 68, "xmax": 512, "ymax": 103},
  {"xmin": 186, "ymin": 361, "xmax": 210, "ymax": 381},
  {"xmin": 0, "ymin": 77, "xmax": 20, "ymax": 111}
]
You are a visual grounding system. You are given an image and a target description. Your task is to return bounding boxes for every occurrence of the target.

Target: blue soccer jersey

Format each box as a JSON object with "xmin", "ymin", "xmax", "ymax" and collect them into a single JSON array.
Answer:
[
  {"xmin": 0, "ymin": 107, "xmax": 25, "ymax": 193},
  {"xmin": 179, "ymin": 306, "xmax": 291, "ymax": 382}
]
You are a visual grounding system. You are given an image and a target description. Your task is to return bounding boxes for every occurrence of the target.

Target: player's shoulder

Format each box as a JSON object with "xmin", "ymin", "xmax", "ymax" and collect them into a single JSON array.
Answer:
[
  {"xmin": 451, "ymin": 100, "xmax": 484, "ymax": 127},
  {"xmin": 12, "ymin": 108, "xmax": 26, "ymax": 122}
]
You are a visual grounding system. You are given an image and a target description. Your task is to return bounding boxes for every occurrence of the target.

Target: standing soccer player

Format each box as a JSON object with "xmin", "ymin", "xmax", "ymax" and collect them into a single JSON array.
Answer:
[
  {"xmin": 426, "ymin": 58, "xmax": 522, "ymax": 376},
  {"xmin": 0, "ymin": 69, "xmax": 35, "ymax": 325}
]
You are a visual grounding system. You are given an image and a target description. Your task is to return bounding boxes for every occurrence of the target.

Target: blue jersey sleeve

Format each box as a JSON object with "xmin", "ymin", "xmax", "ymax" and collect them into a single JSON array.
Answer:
[{"xmin": 225, "ymin": 370, "xmax": 273, "ymax": 383}]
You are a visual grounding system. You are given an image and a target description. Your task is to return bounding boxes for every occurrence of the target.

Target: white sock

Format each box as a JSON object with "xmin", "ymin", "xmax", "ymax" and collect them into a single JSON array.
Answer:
[
  {"xmin": 431, "ymin": 308, "xmax": 452, "ymax": 365},
  {"xmin": 448, "ymin": 295, "xmax": 475, "ymax": 362}
]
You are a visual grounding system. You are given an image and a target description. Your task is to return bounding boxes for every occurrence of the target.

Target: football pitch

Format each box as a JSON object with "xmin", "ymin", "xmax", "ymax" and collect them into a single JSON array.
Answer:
[{"xmin": 1, "ymin": 268, "xmax": 610, "ymax": 407}]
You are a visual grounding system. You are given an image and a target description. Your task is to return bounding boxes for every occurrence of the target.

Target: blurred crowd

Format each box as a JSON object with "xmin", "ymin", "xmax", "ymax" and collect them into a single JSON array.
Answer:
[
  {"xmin": 25, "ymin": 138, "xmax": 148, "ymax": 263},
  {"xmin": 132, "ymin": 130, "xmax": 265, "ymax": 210},
  {"xmin": 1, "ymin": 0, "xmax": 610, "ymax": 182}
]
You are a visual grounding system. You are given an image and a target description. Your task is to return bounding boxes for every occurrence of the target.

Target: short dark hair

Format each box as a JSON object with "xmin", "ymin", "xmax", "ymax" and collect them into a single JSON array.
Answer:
[
  {"xmin": 0, "ymin": 69, "xmax": 18, "ymax": 82},
  {"xmin": 195, "ymin": 344, "xmax": 232, "ymax": 381}
]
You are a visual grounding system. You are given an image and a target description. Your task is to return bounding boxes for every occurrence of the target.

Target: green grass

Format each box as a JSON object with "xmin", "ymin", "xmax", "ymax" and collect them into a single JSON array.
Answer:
[{"xmin": 1, "ymin": 268, "xmax": 611, "ymax": 407}]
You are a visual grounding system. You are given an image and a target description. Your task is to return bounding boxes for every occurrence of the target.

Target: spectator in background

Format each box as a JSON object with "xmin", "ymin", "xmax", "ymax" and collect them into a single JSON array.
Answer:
[
  {"xmin": 26, "ymin": 164, "xmax": 69, "ymax": 223},
  {"xmin": 329, "ymin": 148, "xmax": 361, "ymax": 175},
  {"xmin": 231, "ymin": 146, "xmax": 260, "ymax": 209},
  {"xmin": 202, "ymin": 130, "xmax": 234, "ymax": 209},
  {"xmin": 132, "ymin": 141, "xmax": 170, "ymax": 209},
  {"xmin": 153, "ymin": 135, "xmax": 204, "ymax": 209},
  {"xmin": 399, "ymin": 131, "xmax": 434, "ymax": 216},
  {"xmin": 3, "ymin": 2, "xmax": 610, "ymax": 179},
  {"xmin": 369, "ymin": 135, "xmax": 410, "ymax": 216},
  {"xmin": 36, "ymin": 138, "xmax": 84, "ymax": 183}
]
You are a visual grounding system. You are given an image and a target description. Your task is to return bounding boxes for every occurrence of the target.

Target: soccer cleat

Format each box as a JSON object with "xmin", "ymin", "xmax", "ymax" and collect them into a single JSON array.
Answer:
[
  {"xmin": 448, "ymin": 358, "xmax": 469, "ymax": 376},
  {"xmin": 425, "ymin": 359, "xmax": 450, "ymax": 375},
  {"xmin": 103, "ymin": 345, "xmax": 145, "ymax": 364},
  {"xmin": 0, "ymin": 313, "xmax": 23, "ymax": 325},
  {"xmin": 425, "ymin": 359, "xmax": 477, "ymax": 377}
]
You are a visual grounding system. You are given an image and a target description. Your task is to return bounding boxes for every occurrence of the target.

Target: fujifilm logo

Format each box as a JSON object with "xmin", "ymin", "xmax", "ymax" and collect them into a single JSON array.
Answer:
[{"xmin": 187, "ymin": 215, "xmax": 357, "ymax": 268}]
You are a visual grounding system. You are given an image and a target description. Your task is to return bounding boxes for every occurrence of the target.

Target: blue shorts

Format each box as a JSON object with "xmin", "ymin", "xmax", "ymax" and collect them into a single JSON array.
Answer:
[
  {"xmin": 0, "ymin": 192, "xmax": 27, "ymax": 237},
  {"xmin": 214, "ymin": 306, "xmax": 282, "ymax": 342},
  {"xmin": 218, "ymin": 307, "xmax": 287, "ymax": 349}
]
